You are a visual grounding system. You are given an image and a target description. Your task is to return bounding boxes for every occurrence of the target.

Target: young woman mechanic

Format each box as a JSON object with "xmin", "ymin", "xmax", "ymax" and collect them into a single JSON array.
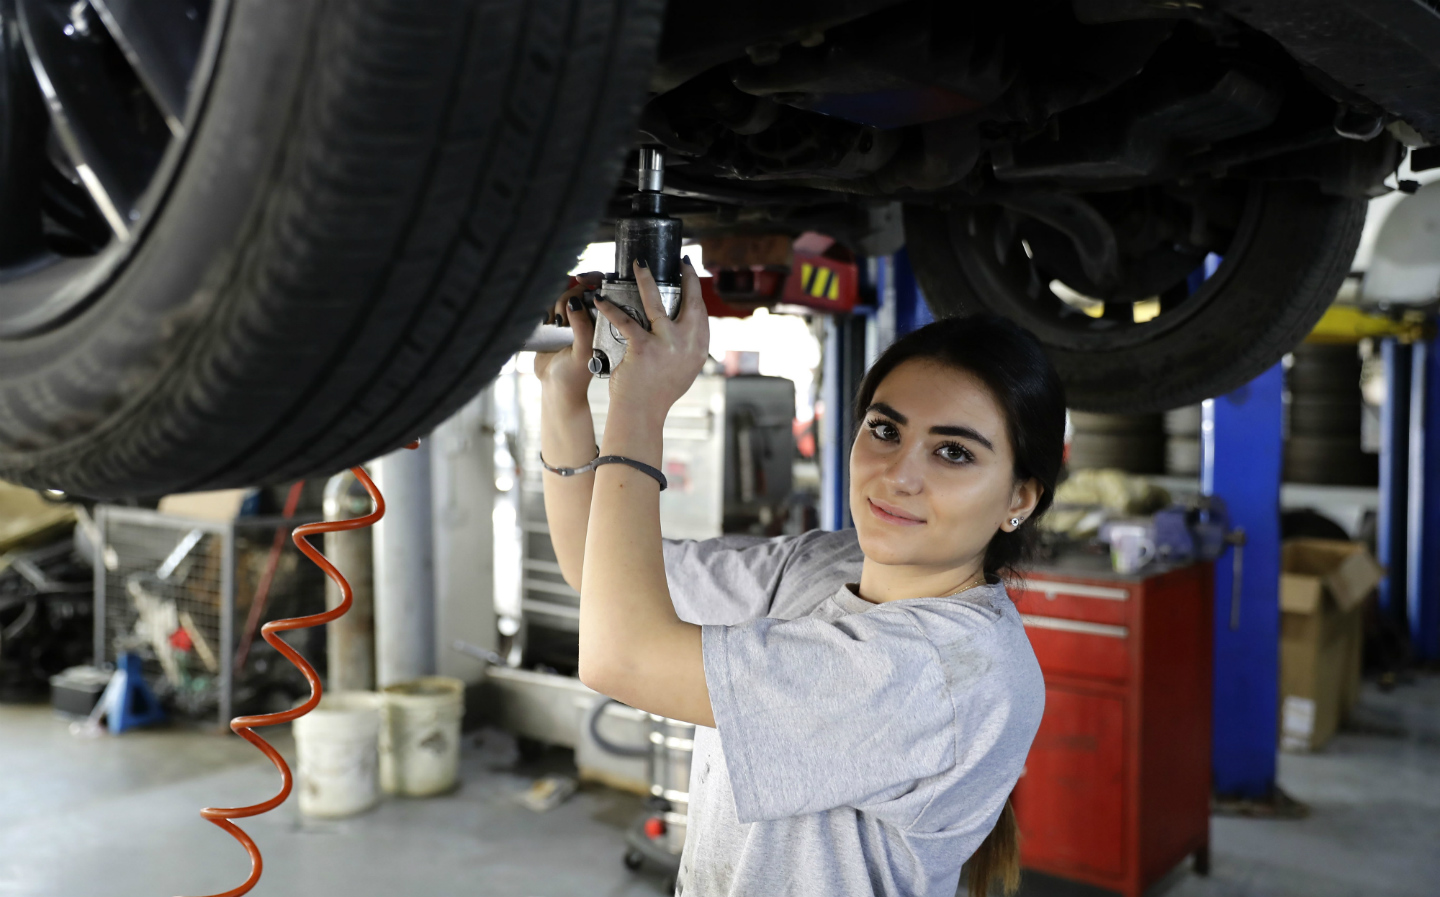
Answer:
[{"xmin": 536, "ymin": 259, "xmax": 1065, "ymax": 897}]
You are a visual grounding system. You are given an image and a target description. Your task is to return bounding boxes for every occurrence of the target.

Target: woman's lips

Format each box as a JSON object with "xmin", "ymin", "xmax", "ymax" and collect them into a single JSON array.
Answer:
[{"xmin": 868, "ymin": 498, "xmax": 925, "ymax": 525}]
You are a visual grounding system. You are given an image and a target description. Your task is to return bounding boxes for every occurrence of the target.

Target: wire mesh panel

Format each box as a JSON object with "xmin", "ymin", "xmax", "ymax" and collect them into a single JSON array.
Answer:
[{"xmin": 95, "ymin": 507, "xmax": 234, "ymax": 725}]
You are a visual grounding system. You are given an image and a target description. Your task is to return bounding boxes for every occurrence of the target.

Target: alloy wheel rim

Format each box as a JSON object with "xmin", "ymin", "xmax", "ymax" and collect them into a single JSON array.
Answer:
[
  {"xmin": 0, "ymin": 0, "xmax": 228, "ymax": 338},
  {"xmin": 946, "ymin": 181, "xmax": 1264, "ymax": 354}
]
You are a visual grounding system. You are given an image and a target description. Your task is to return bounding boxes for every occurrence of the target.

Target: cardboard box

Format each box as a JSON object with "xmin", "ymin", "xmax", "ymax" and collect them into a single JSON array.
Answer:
[
  {"xmin": 0, "ymin": 479, "xmax": 75, "ymax": 551},
  {"xmin": 1278, "ymin": 539, "xmax": 1383, "ymax": 752},
  {"xmin": 156, "ymin": 489, "xmax": 249, "ymax": 521}
]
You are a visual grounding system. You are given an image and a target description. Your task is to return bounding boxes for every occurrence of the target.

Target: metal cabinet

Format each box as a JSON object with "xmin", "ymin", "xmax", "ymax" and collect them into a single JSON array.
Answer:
[{"xmin": 1010, "ymin": 559, "xmax": 1214, "ymax": 897}]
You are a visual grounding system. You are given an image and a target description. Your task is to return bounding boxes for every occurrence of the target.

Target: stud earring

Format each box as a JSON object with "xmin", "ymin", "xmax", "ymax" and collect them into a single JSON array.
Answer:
[{"xmin": 1010, "ymin": 517, "xmax": 1022, "ymax": 527}]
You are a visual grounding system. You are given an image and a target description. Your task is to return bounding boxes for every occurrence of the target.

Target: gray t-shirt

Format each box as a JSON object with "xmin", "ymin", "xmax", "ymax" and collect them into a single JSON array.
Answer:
[{"xmin": 661, "ymin": 528, "xmax": 1045, "ymax": 897}]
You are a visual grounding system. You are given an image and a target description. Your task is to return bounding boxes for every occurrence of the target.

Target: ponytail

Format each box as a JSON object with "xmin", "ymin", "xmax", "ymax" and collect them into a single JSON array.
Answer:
[{"xmin": 966, "ymin": 795, "xmax": 1021, "ymax": 897}]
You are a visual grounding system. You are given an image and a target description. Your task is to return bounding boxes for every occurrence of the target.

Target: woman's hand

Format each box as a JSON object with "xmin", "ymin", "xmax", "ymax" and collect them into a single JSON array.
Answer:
[
  {"xmin": 533, "ymin": 271, "xmax": 603, "ymax": 406},
  {"xmin": 593, "ymin": 258, "xmax": 708, "ymax": 425}
]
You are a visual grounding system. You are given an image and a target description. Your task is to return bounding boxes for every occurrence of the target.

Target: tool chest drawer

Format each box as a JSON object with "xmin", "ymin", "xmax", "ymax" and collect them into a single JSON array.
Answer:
[
  {"xmin": 1020, "ymin": 614, "xmax": 1130, "ymax": 681},
  {"xmin": 1012, "ymin": 578, "xmax": 1131, "ymax": 627}
]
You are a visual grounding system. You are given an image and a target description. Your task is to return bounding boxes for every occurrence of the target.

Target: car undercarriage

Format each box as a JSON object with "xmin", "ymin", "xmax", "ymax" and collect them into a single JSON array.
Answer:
[{"xmin": 635, "ymin": 0, "xmax": 1421, "ymax": 233}]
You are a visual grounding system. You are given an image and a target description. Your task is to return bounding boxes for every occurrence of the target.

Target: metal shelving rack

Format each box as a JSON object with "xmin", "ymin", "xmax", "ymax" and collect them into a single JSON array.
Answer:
[{"xmin": 93, "ymin": 506, "xmax": 238, "ymax": 726}]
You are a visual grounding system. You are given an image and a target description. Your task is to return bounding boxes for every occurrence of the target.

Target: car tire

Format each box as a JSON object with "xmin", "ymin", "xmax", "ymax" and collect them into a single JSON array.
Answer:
[
  {"xmin": 904, "ymin": 182, "xmax": 1368, "ymax": 413},
  {"xmin": 1284, "ymin": 434, "xmax": 1377, "ymax": 485},
  {"xmin": 0, "ymin": 0, "xmax": 663, "ymax": 498}
]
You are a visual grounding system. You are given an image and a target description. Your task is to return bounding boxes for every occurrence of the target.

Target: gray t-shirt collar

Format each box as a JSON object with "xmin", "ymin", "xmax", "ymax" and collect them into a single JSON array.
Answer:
[{"xmin": 832, "ymin": 580, "xmax": 1008, "ymax": 614}]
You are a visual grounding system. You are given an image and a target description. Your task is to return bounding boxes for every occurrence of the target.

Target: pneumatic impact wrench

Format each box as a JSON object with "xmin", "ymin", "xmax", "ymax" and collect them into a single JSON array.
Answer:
[
  {"xmin": 586, "ymin": 146, "xmax": 683, "ymax": 377},
  {"xmin": 522, "ymin": 147, "xmax": 684, "ymax": 373}
]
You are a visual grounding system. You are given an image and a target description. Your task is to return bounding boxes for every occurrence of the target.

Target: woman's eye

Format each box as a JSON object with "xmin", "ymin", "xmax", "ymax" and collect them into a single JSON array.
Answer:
[
  {"xmin": 937, "ymin": 442, "xmax": 974, "ymax": 464},
  {"xmin": 866, "ymin": 419, "xmax": 899, "ymax": 441}
]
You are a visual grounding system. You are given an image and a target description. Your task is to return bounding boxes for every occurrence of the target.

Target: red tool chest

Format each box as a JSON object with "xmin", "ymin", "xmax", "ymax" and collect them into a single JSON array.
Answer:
[{"xmin": 1009, "ymin": 559, "xmax": 1214, "ymax": 897}]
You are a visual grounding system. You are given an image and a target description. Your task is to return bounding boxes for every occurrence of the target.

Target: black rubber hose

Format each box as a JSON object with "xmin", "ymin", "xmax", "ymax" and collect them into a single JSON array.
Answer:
[{"xmin": 586, "ymin": 697, "xmax": 650, "ymax": 757}]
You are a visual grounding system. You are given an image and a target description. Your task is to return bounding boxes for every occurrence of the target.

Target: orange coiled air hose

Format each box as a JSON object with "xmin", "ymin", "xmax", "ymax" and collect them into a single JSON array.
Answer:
[{"xmin": 186, "ymin": 448, "xmax": 411, "ymax": 897}]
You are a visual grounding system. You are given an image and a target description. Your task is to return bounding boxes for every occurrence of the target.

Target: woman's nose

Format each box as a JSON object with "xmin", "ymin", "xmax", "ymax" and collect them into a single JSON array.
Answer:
[{"xmin": 882, "ymin": 446, "xmax": 925, "ymax": 494}]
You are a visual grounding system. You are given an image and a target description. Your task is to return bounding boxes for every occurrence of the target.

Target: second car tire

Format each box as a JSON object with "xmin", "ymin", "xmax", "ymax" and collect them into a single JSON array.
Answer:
[{"xmin": 905, "ymin": 182, "xmax": 1369, "ymax": 413}]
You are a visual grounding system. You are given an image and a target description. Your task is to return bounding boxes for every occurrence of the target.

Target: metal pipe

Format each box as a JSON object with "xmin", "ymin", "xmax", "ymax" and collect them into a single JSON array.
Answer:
[
  {"xmin": 431, "ymin": 390, "xmax": 500, "ymax": 683},
  {"xmin": 323, "ymin": 469, "xmax": 376, "ymax": 691},
  {"xmin": 521, "ymin": 321, "xmax": 575, "ymax": 353},
  {"xmin": 372, "ymin": 441, "xmax": 436, "ymax": 687}
]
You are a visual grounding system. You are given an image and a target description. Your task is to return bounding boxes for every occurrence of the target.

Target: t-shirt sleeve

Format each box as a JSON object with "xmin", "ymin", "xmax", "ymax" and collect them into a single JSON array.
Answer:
[
  {"xmin": 702, "ymin": 610, "xmax": 958, "ymax": 823},
  {"xmin": 661, "ymin": 534, "xmax": 804, "ymax": 625}
]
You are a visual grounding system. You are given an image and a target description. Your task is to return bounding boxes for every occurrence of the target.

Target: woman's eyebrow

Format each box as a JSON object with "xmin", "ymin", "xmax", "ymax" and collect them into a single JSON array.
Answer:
[
  {"xmin": 870, "ymin": 402, "xmax": 996, "ymax": 452},
  {"xmin": 930, "ymin": 425, "xmax": 995, "ymax": 452},
  {"xmin": 867, "ymin": 402, "xmax": 907, "ymax": 424}
]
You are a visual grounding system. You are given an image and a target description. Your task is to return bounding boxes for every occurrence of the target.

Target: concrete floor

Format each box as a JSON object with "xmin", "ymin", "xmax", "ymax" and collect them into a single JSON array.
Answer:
[{"xmin": 1, "ymin": 676, "xmax": 1436, "ymax": 897}]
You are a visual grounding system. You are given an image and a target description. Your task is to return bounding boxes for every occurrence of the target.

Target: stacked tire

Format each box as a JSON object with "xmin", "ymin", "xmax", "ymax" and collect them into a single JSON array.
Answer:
[
  {"xmin": 1164, "ymin": 406, "xmax": 1203, "ymax": 476},
  {"xmin": 1284, "ymin": 344, "xmax": 1377, "ymax": 485},
  {"xmin": 1067, "ymin": 412, "xmax": 1166, "ymax": 474}
]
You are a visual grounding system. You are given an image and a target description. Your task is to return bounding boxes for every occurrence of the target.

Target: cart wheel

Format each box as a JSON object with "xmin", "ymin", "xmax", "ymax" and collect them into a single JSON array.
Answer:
[{"xmin": 623, "ymin": 849, "xmax": 644, "ymax": 871}]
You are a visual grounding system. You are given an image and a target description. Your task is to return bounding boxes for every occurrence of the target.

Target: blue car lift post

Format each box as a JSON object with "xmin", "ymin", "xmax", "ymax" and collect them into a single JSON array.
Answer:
[
  {"xmin": 1208, "ymin": 326, "xmax": 1440, "ymax": 796},
  {"xmin": 1408, "ymin": 337, "xmax": 1440, "ymax": 661},
  {"xmin": 1382, "ymin": 334, "xmax": 1440, "ymax": 665},
  {"xmin": 1203, "ymin": 365, "xmax": 1285, "ymax": 799},
  {"xmin": 819, "ymin": 293, "xmax": 869, "ymax": 531},
  {"xmin": 1379, "ymin": 338, "xmax": 1412, "ymax": 646}
]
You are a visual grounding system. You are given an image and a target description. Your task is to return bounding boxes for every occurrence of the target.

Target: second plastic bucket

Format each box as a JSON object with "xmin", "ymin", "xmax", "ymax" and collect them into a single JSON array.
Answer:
[
  {"xmin": 293, "ymin": 691, "xmax": 384, "ymax": 818},
  {"xmin": 380, "ymin": 676, "xmax": 465, "ymax": 796}
]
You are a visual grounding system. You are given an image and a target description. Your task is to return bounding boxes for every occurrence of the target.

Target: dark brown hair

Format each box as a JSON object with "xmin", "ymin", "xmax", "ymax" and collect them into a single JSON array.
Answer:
[{"xmin": 967, "ymin": 796, "xmax": 1021, "ymax": 897}]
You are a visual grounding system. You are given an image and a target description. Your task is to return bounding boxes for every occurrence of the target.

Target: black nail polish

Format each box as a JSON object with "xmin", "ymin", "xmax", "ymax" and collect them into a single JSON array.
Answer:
[
  {"xmin": 636, "ymin": 258, "xmax": 648, "ymax": 269},
  {"xmin": 554, "ymin": 314, "xmax": 564, "ymax": 326},
  {"xmin": 682, "ymin": 255, "xmax": 692, "ymax": 267},
  {"xmin": 568, "ymin": 297, "xmax": 582, "ymax": 311}
]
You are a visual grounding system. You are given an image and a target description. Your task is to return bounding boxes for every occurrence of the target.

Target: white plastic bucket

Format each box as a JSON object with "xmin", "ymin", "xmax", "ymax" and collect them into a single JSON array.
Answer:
[
  {"xmin": 380, "ymin": 676, "xmax": 465, "ymax": 796},
  {"xmin": 292, "ymin": 691, "xmax": 383, "ymax": 818}
]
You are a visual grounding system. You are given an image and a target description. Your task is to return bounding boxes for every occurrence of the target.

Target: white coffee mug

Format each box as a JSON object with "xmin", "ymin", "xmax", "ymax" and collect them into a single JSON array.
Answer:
[{"xmin": 1109, "ymin": 525, "xmax": 1156, "ymax": 574}]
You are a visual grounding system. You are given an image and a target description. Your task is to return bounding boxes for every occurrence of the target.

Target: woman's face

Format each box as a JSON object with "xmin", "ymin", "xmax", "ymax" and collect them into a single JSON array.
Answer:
[{"xmin": 849, "ymin": 358, "xmax": 1041, "ymax": 571}]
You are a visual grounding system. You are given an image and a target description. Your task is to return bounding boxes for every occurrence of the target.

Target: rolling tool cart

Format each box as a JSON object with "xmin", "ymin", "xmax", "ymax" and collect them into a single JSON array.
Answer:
[{"xmin": 587, "ymin": 698, "xmax": 694, "ymax": 882}]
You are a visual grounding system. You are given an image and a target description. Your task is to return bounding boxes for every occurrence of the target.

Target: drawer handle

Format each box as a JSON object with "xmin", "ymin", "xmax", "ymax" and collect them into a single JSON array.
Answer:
[
  {"xmin": 1028, "ymin": 582, "xmax": 1129, "ymax": 601},
  {"xmin": 1020, "ymin": 614, "xmax": 1128, "ymax": 639}
]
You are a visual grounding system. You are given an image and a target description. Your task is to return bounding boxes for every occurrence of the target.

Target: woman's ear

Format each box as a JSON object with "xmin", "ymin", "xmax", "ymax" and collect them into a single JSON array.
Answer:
[{"xmin": 1007, "ymin": 478, "xmax": 1043, "ymax": 528}]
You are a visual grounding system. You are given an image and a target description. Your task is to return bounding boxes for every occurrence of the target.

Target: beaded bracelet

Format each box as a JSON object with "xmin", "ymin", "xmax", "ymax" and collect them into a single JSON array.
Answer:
[{"xmin": 539, "ymin": 448, "xmax": 599, "ymax": 478}]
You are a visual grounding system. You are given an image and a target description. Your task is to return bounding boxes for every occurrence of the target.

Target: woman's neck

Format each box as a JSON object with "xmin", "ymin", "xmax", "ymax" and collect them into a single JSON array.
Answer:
[{"xmin": 856, "ymin": 556, "xmax": 988, "ymax": 604}]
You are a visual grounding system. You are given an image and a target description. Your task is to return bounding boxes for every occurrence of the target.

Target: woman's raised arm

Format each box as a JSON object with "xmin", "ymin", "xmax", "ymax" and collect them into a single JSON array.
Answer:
[
  {"xmin": 536, "ymin": 273, "xmax": 603, "ymax": 592},
  {"xmin": 578, "ymin": 258, "xmax": 716, "ymax": 727}
]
